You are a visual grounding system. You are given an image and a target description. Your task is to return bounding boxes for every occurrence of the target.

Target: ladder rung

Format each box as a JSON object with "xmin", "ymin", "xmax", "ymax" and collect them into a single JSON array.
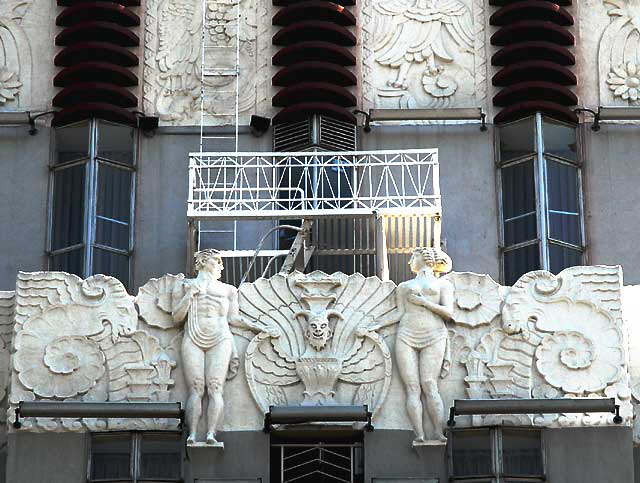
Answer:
[
  {"xmin": 201, "ymin": 135, "xmax": 237, "ymax": 139},
  {"xmin": 203, "ymin": 70, "xmax": 238, "ymax": 77}
]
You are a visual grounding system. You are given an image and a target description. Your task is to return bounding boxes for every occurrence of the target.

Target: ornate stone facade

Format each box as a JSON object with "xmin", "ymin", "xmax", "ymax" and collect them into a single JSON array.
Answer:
[{"xmin": 3, "ymin": 263, "xmax": 634, "ymax": 442}]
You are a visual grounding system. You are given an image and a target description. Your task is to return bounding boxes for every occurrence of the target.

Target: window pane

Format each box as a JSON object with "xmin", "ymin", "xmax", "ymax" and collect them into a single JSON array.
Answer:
[
  {"xmin": 55, "ymin": 122, "xmax": 90, "ymax": 164},
  {"xmin": 543, "ymin": 117, "xmax": 577, "ymax": 161},
  {"xmin": 96, "ymin": 163, "xmax": 132, "ymax": 250},
  {"xmin": 90, "ymin": 434, "xmax": 131, "ymax": 480},
  {"xmin": 501, "ymin": 160, "xmax": 537, "ymax": 246},
  {"xmin": 504, "ymin": 243, "xmax": 540, "ymax": 286},
  {"xmin": 451, "ymin": 430, "xmax": 493, "ymax": 477},
  {"xmin": 140, "ymin": 433, "xmax": 181, "ymax": 479},
  {"xmin": 501, "ymin": 161, "xmax": 536, "ymax": 220},
  {"xmin": 50, "ymin": 248, "xmax": 84, "ymax": 277},
  {"xmin": 51, "ymin": 164, "xmax": 85, "ymax": 251},
  {"xmin": 504, "ymin": 214, "xmax": 537, "ymax": 247},
  {"xmin": 501, "ymin": 429, "xmax": 543, "ymax": 476},
  {"xmin": 499, "ymin": 117, "xmax": 535, "ymax": 162},
  {"xmin": 549, "ymin": 243, "xmax": 583, "ymax": 274},
  {"xmin": 93, "ymin": 248, "xmax": 129, "ymax": 288},
  {"xmin": 547, "ymin": 160, "xmax": 581, "ymax": 245},
  {"xmin": 98, "ymin": 121, "xmax": 135, "ymax": 165}
]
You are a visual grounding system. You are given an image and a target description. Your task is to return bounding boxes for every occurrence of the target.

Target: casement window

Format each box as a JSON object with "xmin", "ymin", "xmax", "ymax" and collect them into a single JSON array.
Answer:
[
  {"xmin": 48, "ymin": 120, "xmax": 136, "ymax": 288},
  {"xmin": 497, "ymin": 113, "xmax": 584, "ymax": 285},
  {"xmin": 88, "ymin": 432, "xmax": 181, "ymax": 482},
  {"xmin": 449, "ymin": 428, "xmax": 544, "ymax": 482}
]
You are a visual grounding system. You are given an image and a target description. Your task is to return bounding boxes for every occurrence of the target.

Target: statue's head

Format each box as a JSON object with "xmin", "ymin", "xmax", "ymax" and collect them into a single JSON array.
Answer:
[
  {"xmin": 409, "ymin": 247, "xmax": 452, "ymax": 276},
  {"xmin": 194, "ymin": 249, "xmax": 224, "ymax": 279}
]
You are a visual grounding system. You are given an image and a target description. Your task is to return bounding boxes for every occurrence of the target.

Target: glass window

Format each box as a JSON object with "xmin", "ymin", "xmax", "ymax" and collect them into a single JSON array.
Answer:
[
  {"xmin": 139, "ymin": 433, "xmax": 181, "ymax": 480},
  {"xmin": 498, "ymin": 113, "xmax": 583, "ymax": 284},
  {"xmin": 49, "ymin": 119, "xmax": 135, "ymax": 289},
  {"xmin": 504, "ymin": 244, "xmax": 540, "ymax": 286},
  {"xmin": 98, "ymin": 121, "xmax": 135, "ymax": 165},
  {"xmin": 450, "ymin": 428, "xmax": 544, "ymax": 482},
  {"xmin": 501, "ymin": 429, "xmax": 543, "ymax": 477},
  {"xmin": 542, "ymin": 117, "xmax": 577, "ymax": 162},
  {"xmin": 451, "ymin": 429, "xmax": 493, "ymax": 477},
  {"xmin": 90, "ymin": 433, "xmax": 132, "ymax": 480},
  {"xmin": 501, "ymin": 161, "xmax": 537, "ymax": 246},
  {"xmin": 499, "ymin": 117, "xmax": 535, "ymax": 162},
  {"xmin": 89, "ymin": 432, "xmax": 181, "ymax": 483},
  {"xmin": 546, "ymin": 160, "xmax": 581, "ymax": 246},
  {"xmin": 51, "ymin": 165, "xmax": 85, "ymax": 251},
  {"xmin": 55, "ymin": 121, "xmax": 90, "ymax": 164}
]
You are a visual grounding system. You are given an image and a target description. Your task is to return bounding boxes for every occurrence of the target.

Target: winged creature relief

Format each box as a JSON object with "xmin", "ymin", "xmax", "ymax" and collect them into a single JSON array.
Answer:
[
  {"xmin": 149, "ymin": 0, "xmax": 257, "ymax": 124},
  {"xmin": 242, "ymin": 271, "xmax": 395, "ymax": 415},
  {"xmin": 372, "ymin": 0, "xmax": 474, "ymax": 105}
]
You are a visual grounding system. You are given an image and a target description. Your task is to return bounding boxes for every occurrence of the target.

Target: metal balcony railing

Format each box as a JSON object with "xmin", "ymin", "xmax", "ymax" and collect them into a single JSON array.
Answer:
[{"xmin": 188, "ymin": 149, "xmax": 440, "ymax": 219}]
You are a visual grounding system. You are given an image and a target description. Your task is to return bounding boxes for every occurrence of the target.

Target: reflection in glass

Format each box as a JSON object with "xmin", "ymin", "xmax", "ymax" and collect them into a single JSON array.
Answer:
[
  {"xmin": 504, "ymin": 244, "xmax": 540, "ymax": 286},
  {"xmin": 93, "ymin": 248, "xmax": 130, "ymax": 289},
  {"xmin": 547, "ymin": 160, "xmax": 581, "ymax": 245},
  {"xmin": 51, "ymin": 165, "xmax": 85, "ymax": 251},
  {"xmin": 98, "ymin": 121, "xmax": 135, "ymax": 164},
  {"xmin": 451, "ymin": 430, "xmax": 493, "ymax": 477},
  {"xmin": 499, "ymin": 117, "xmax": 535, "ymax": 162},
  {"xmin": 140, "ymin": 433, "xmax": 181, "ymax": 479},
  {"xmin": 55, "ymin": 122, "xmax": 90, "ymax": 164},
  {"xmin": 501, "ymin": 160, "xmax": 537, "ymax": 246},
  {"xmin": 549, "ymin": 243, "xmax": 583, "ymax": 274},
  {"xmin": 502, "ymin": 429, "xmax": 543, "ymax": 476},
  {"xmin": 50, "ymin": 249, "xmax": 84, "ymax": 278},
  {"xmin": 90, "ymin": 433, "xmax": 131, "ymax": 480},
  {"xmin": 543, "ymin": 117, "xmax": 577, "ymax": 161}
]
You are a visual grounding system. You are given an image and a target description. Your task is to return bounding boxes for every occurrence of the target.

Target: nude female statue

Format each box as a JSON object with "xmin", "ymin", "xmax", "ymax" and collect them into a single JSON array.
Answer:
[
  {"xmin": 172, "ymin": 249, "xmax": 264, "ymax": 445},
  {"xmin": 395, "ymin": 247, "xmax": 453, "ymax": 444}
]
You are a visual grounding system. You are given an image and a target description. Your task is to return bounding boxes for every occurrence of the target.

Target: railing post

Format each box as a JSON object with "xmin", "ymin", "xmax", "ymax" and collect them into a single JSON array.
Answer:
[{"xmin": 375, "ymin": 213, "xmax": 389, "ymax": 281}]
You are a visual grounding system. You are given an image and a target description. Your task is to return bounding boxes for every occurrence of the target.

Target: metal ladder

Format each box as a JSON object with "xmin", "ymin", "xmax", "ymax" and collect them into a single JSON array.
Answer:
[{"xmin": 197, "ymin": 0, "xmax": 242, "ymax": 251}]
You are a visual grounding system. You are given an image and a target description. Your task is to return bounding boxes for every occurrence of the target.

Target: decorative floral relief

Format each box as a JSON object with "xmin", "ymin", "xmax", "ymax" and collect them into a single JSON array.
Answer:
[
  {"xmin": 14, "ymin": 307, "xmax": 106, "ymax": 398},
  {"xmin": 0, "ymin": 67, "xmax": 21, "ymax": 104},
  {"xmin": 599, "ymin": 0, "xmax": 640, "ymax": 105},
  {"xmin": 607, "ymin": 63, "xmax": 640, "ymax": 102}
]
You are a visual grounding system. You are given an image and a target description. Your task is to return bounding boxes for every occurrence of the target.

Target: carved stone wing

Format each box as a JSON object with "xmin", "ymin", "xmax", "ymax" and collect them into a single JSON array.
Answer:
[{"xmin": 136, "ymin": 274, "xmax": 186, "ymax": 329}]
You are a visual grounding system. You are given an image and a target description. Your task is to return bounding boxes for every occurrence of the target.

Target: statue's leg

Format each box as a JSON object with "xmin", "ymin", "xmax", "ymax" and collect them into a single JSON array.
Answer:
[
  {"xmin": 395, "ymin": 338, "xmax": 425, "ymax": 442},
  {"xmin": 419, "ymin": 338, "xmax": 447, "ymax": 441},
  {"xmin": 182, "ymin": 337, "xmax": 206, "ymax": 443},
  {"xmin": 204, "ymin": 338, "xmax": 234, "ymax": 443}
]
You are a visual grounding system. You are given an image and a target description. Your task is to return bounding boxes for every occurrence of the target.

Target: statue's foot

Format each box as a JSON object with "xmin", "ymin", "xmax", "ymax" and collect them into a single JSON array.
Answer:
[
  {"xmin": 436, "ymin": 432, "xmax": 447, "ymax": 443},
  {"xmin": 206, "ymin": 432, "xmax": 218, "ymax": 445},
  {"xmin": 412, "ymin": 435, "xmax": 426, "ymax": 446},
  {"xmin": 186, "ymin": 433, "xmax": 197, "ymax": 445}
]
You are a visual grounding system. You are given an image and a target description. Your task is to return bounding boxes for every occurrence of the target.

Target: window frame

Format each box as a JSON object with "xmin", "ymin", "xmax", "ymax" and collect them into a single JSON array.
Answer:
[
  {"xmin": 496, "ymin": 113, "xmax": 585, "ymax": 285},
  {"xmin": 448, "ymin": 427, "xmax": 546, "ymax": 483},
  {"xmin": 47, "ymin": 119, "xmax": 137, "ymax": 288},
  {"xmin": 87, "ymin": 431, "xmax": 183, "ymax": 483}
]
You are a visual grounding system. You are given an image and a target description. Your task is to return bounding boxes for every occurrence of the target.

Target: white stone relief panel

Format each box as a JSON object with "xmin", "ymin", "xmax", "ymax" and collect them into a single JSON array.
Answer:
[
  {"xmin": 599, "ymin": 0, "xmax": 640, "ymax": 105},
  {"xmin": 5, "ymin": 263, "xmax": 632, "ymax": 436},
  {"xmin": 0, "ymin": 1, "xmax": 32, "ymax": 108},
  {"xmin": 361, "ymin": 0, "xmax": 487, "ymax": 111},
  {"xmin": 143, "ymin": 0, "xmax": 268, "ymax": 126},
  {"xmin": 241, "ymin": 271, "xmax": 395, "ymax": 416}
]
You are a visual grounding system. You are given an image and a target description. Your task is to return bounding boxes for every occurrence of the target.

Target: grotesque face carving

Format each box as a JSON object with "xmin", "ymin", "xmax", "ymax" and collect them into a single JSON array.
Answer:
[{"xmin": 305, "ymin": 315, "xmax": 333, "ymax": 350}]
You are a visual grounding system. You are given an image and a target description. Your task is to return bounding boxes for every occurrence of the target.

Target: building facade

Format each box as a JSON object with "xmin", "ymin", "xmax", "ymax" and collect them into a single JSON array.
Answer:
[{"xmin": 2, "ymin": 0, "xmax": 640, "ymax": 481}]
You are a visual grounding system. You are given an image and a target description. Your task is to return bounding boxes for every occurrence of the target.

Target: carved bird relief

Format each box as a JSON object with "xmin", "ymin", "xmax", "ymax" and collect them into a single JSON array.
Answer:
[{"xmin": 373, "ymin": 0, "xmax": 474, "ymax": 90}]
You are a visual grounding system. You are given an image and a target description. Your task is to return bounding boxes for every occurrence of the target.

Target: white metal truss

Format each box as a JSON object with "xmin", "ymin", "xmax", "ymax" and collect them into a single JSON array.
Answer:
[{"xmin": 187, "ymin": 149, "xmax": 441, "ymax": 219}]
